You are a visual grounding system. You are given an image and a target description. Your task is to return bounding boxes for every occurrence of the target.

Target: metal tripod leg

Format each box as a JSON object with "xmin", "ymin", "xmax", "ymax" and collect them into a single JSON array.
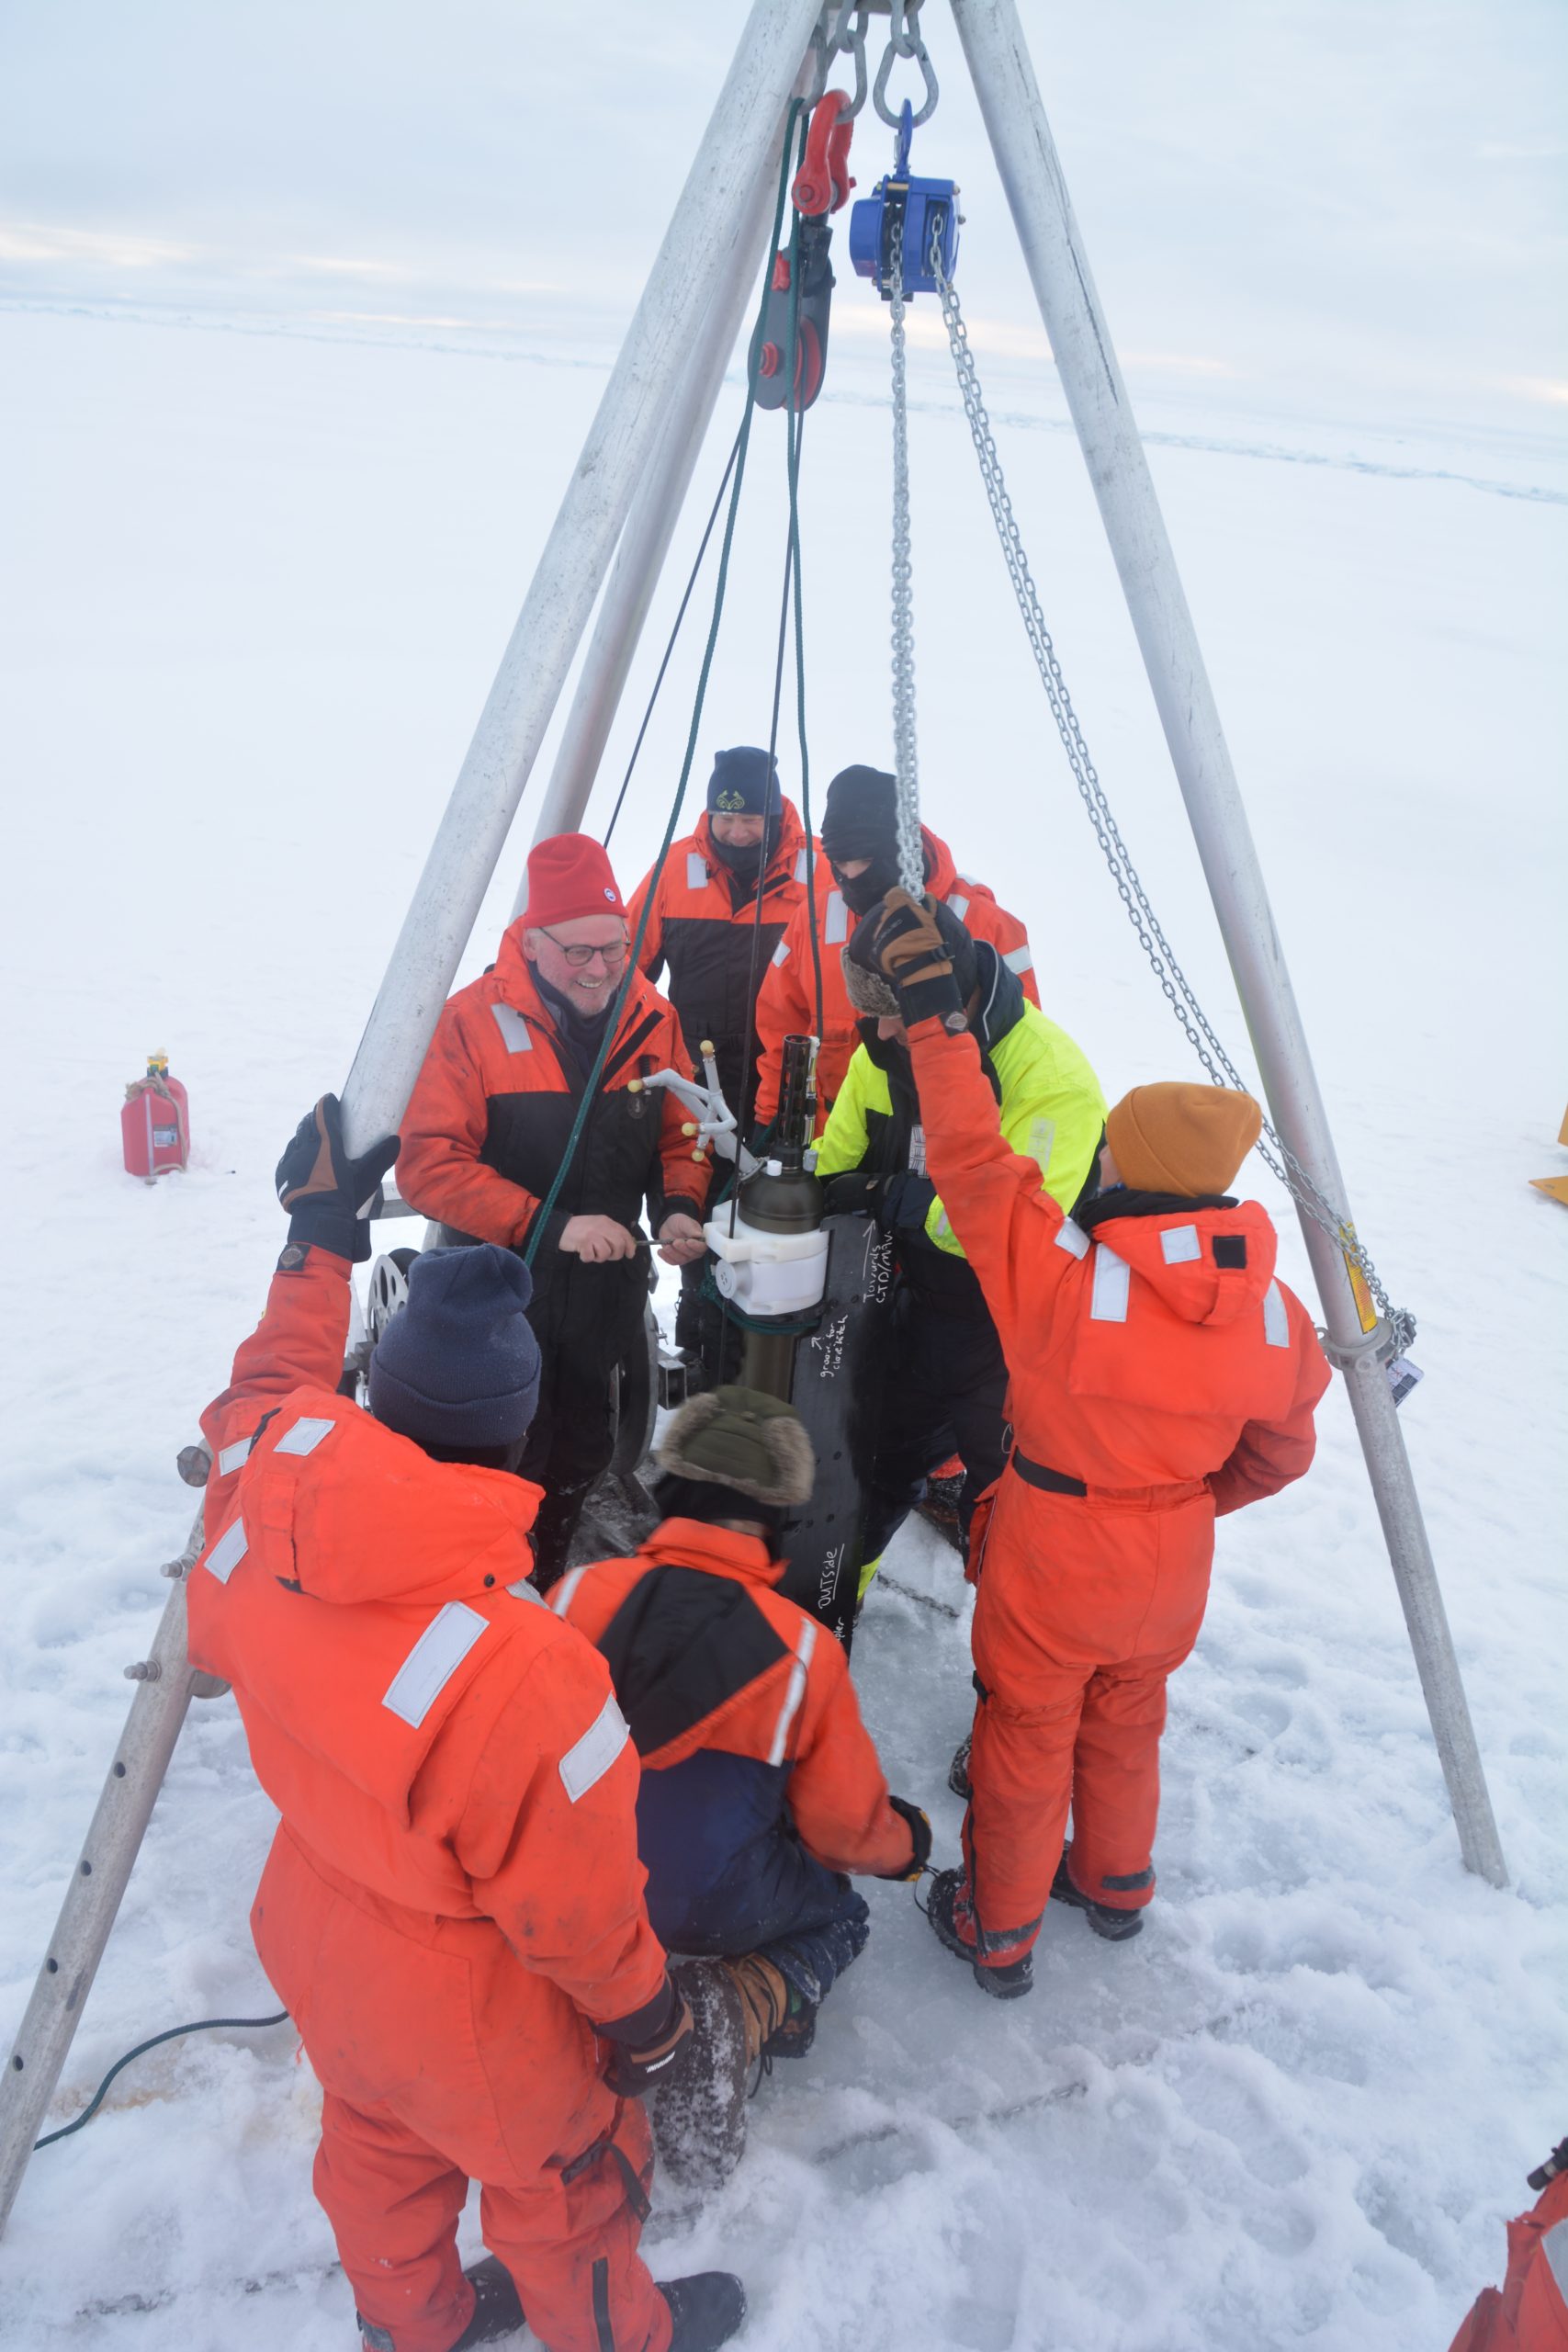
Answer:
[
  {"xmin": 0, "ymin": 1510, "xmax": 212, "ymax": 2232},
  {"xmin": 516, "ymin": 124, "xmax": 790, "ymax": 878},
  {"xmin": 952, "ymin": 0, "xmax": 1506, "ymax": 1885},
  {"xmin": 337, "ymin": 0, "xmax": 827, "ymax": 1157},
  {"xmin": 0, "ymin": 1, "xmax": 828, "ymax": 2243}
]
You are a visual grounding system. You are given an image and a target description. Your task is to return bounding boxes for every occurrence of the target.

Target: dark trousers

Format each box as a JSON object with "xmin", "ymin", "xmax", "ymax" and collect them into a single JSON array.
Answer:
[
  {"xmin": 518, "ymin": 1345, "xmax": 619, "ymax": 1592},
  {"xmin": 861, "ymin": 1285, "xmax": 1010, "ymax": 1566}
]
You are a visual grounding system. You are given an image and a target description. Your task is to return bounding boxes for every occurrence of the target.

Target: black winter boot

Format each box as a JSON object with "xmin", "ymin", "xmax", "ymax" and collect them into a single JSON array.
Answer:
[
  {"xmin": 652, "ymin": 1959, "xmax": 752, "ymax": 2190},
  {"xmin": 660, "ymin": 2271, "xmax": 748, "ymax": 2351},
  {"xmin": 358, "ymin": 2256, "xmax": 525, "ymax": 2351},
  {"xmin": 947, "ymin": 1733, "xmax": 973, "ymax": 1802},
  {"xmin": 1051, "ymin": 1856, "xmax": 1145, "ymax": 1942},
  {"xmin": 923, "ymin": 1868, "xmax": 1032, "ymax": 2000}
]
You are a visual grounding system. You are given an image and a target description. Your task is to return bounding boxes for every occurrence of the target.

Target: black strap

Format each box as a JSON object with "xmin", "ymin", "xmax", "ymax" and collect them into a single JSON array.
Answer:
[
  {"xmin": 1010, "ymin": 1449, "xmax": 1087, "ymax": 1498},
  {"xmin": 602, "ymin": 1010, "xmax": 662, "ymax": 1086}
]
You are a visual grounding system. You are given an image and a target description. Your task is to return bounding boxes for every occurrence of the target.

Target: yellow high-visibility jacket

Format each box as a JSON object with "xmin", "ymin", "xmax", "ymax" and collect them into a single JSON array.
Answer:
[{"xmin": 815, "ymin": 954, "xmax": 1107, "ymax": 1270}]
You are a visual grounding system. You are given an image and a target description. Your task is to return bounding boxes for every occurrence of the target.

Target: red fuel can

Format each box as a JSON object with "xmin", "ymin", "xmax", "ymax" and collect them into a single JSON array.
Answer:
[{"xmin": 122, "ymin": 1053, "xmax": 190, "ymax": 1182}]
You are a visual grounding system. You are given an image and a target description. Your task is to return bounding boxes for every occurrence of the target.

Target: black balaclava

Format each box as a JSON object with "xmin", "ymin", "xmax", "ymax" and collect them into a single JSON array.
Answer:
[{"xmin": 819, "ymin": 764, "xmax": 930, "ymax": 915}]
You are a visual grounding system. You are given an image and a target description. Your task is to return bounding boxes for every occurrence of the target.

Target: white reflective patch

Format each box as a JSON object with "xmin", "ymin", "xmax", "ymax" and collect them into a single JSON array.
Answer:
[
  {"xmin": 1263, "ymin": 1281, "xmax": 1290, "ymax": 1348},
  {"xmin": 947, "ymin": 892, "xmax": 970, "ymax": 922},
  {"xmin": 491, "ymin": 1002, "xmax": 533, "ymax": 1053},
  {"xmin": 1542, "ymin": 2218, "xmax": 1568, "ymax": 2302},
  {"xmin": 204, "ymin": 1517, "xmax": 248, "ymax": 1586},
  {"xmin": 1055, "ymin": 1218, "xmax": 1089, "ymax": 1261},
  {"xmin": 958, "ymin": 871, "xmax": 980, "ymax": 887},
  {"xmin": 824, "ymin": 891, "xmax": 849, "ymax": 946},
  {"xmin": 382, "ymin": 1601, "xmax": 488, "ymax": 1729},
  {"xmin": 1027, "ymin": 1115, "xmax": 1055, "ymax": 1172},
  {"xmin": 507, "ymin": 1576, "xmax": 546, "ymax": 1606},
  {"xmin": 559, "ymin": 1694, "xmax": 630, "ymax": 1802},
  {"xmin": 549, "ymin": 1563, "xmax": 589, "ymax": 1618},
  {"xmin": 768, "ymin": 1620, "xmax": 818, "ymax": 1767},
  {"xmin": 771, "ymin": 938, "xmax": 790, "ymax": 967},
  {"xmin": 275, "ymin": 1416, "xmax": 334, "ymax": 1457},
  {"xmin": 686, "ymin": 851, "xmax": 708, "ymax": 893},
  {"xmin": 1004, "ymin": 944, "xmax": 1034, "ymax": 976},
  {"xmin": 1089, "ymin": 1245, "xmax": 1131, "ymax": 1322},
  {"xmin": 794, "ymin": 847, "xmax": 809, "ymax": 883},
  {"xmin": 1160, "ymin": 1225, "xmax": 1201, "ymax": 1266},
  {"xmin": 217, "ymin": 1439, "xmax": 252, "ymax": 1476}
]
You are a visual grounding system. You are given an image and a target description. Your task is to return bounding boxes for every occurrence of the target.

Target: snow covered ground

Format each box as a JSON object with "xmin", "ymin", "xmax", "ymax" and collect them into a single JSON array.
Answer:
[{"xmin": 2, "ymin": 6, "xmax": 1565, "ymax": 2347}]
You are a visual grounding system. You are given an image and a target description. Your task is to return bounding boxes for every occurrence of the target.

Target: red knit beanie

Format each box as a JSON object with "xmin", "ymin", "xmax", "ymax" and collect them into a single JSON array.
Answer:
[{"xmin": 523, "ymin": 833, "xmax": 626, "ymax": 928}]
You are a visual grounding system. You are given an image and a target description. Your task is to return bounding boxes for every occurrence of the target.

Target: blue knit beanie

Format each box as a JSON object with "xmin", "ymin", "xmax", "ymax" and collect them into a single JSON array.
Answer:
[
  {"xmin": 707, "ymin": 746, "xmax": 782, "ymax": 817},
  {"xmin": 367, "ymin": 1245, "xmax": 542, "ymax": 1449}
]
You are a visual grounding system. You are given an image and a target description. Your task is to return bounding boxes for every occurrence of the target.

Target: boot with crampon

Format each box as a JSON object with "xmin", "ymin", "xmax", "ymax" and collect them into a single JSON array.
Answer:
[{"xmin": 652, "ymin": 1952, "xmax": 795, "ymax": 2190}]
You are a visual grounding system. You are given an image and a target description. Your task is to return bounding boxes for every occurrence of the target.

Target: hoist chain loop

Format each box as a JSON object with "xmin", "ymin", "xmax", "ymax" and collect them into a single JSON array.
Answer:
[
  {"xmin": 873, "ymin": 0, "xmax": 939, "ymax": 128},
  {"xmin": 888, "ymin": 269, "xmax": 923, "ymax": 896},
  {"xmin": 931, "ymin": 233, "xmax": 1415, "ymax": 1354}
]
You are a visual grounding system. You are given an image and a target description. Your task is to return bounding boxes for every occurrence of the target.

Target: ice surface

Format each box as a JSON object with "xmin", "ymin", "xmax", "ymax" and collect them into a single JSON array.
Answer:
[{"xmin": 1, "ymin": 5, "xmax": 1564, "ymax": 2347}]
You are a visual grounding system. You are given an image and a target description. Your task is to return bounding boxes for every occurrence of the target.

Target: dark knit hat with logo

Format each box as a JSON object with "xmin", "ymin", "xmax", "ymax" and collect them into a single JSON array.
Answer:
[
  {"xmin": 707, "ymin": 746, "xmax": 782, "ymax": 817},
  {"xmin": 368, "ymin": 1245, "xmax": 542, "ymax": 1448}
]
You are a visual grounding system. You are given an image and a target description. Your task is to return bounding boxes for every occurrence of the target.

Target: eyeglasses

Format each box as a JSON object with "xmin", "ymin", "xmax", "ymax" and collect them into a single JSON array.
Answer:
[{"xmin": 537, "ymin": 928, "xmax": 629, "ymax": 969}]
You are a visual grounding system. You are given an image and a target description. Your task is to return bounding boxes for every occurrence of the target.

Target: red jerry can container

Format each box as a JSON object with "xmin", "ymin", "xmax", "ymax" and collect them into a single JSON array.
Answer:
[{"xmin": 122, "ymin": 1052, "xmax": 190, "ymax": 1183}]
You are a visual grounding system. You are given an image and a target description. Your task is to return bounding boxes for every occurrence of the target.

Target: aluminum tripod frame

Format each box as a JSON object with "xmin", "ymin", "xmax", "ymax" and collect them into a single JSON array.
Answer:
[
  {"xmin": 0, "ymin": 0, "xmax": 826, "ymax": 2236},
  {"xmin": 1, "ymin": 0, "xmax": 1506, "ymax": 2247},
  {"xmin": 949, "ymin": 0, "xmax": 1505, "ymax": 1889}
]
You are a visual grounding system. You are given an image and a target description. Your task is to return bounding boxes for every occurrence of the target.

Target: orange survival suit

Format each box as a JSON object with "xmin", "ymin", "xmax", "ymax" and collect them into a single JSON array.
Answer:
[
  {"xmin": 751, "ymin": 823, "xmax": 1038, "ymax": 1126},
  {"xmin": 626, "ymin": 799, "xmax": 814, "ymax": 1121},
  {"xmin": 396, "ymin": 930, "xmax": 707, "ymax": 1589},
  {"xmin": 1449, "ymin": 2151, "xmax": 1568, "ymax": 2352},
  {"xmin": 906, "ymin": 1017, "xmax": 1331, "ymax": 1967},
  {"xmin": 186, "ymin": 1245, "xmax": 678, "ymax": 2352}
]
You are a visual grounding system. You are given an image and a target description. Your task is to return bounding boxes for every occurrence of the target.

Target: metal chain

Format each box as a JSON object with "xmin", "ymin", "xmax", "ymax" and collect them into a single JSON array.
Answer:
[
  {"xmin": 819, "ymin": 3, "xmax": 870, "ymax": 116},
  {"xmin": 888, "ymin": 273, "xmax": 924, "ymax": 896},
  {"xmin": 873, "ymin": 0, "xmax": 938, "ymax": 127},
  {"xmin": 932, "ymin": 245, "xmax": 1414, "ymax": 1351}
]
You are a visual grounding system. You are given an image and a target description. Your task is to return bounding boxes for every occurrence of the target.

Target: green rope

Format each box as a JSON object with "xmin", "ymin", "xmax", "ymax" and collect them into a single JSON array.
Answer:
[
  {"xmin": 522, "ymin": 105, "xmax": 805, "ymax": 1271},
  {"xmin": 33, "ymin": 2012, "xmax": 289, "ymax": 2152}
]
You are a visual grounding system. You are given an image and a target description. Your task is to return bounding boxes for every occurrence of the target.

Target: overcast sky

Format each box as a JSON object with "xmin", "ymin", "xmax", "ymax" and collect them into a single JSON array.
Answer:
[{"xmin": 2, "ymin": 2, "xmax": 1564, "ymax": 435}]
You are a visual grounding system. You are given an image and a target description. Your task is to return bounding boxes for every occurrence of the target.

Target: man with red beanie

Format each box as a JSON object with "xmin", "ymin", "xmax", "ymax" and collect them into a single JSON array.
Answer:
[
  {"xmin": 856, "ymin": 890, "xmax": 1332, "ymax": 1997},
  {"xmin": 751, "ymin": 763, "xmax": 1038, "ymax": 1129},
  {"xmin": 186, "ymin": 1095, "xmax": 746, "ymax": 2352},
  {"xmin": 398, "ymin": 834, "xmax": 710, "ymax": 1588}
]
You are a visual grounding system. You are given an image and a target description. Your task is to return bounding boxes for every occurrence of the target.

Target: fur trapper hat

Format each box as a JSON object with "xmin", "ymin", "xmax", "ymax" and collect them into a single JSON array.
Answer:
[{"xmin": 654, "ymin": 1385, "xmax": 815, "ymax": 1508}]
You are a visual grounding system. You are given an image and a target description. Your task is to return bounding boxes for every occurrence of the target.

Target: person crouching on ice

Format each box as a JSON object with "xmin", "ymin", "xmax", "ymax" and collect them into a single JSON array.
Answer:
[
  {"xmin": 552, "ymin": 1386, "xmax": 931, "ymax": 2187},
  {"xmin": 186, "ymin": 1097, "xmax": 746, "ymax": 2352},
  {"xmin": 852, "ymin": 893, "xmax": 1332, "ymax": 1998}
]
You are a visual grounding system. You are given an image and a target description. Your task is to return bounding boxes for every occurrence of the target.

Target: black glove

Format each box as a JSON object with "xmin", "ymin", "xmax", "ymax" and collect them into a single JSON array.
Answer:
[
  {"xmin": 275, "ymin": 1094, "xmax": 400, "ymax": 1263},
  {"xmin": 593, "ymin": 1973, "xmax": 694, "ymax": 2098},
  {"xmin": 821, "ymin": 1171, "xmax": 882, "ymax": 1219},
  {"xmin": 859, "ymin": 890, "xmax": 967, "ymax": 1030},
  {"xmin": 822, "ymin": 1169, "xmax": 936, "ymax": 1235},
  {"xmin": 881, "ymin": 1793, "xmax": 933, "ymax": 1880}
]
